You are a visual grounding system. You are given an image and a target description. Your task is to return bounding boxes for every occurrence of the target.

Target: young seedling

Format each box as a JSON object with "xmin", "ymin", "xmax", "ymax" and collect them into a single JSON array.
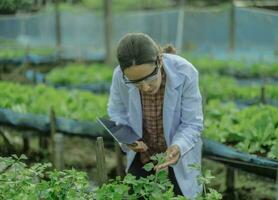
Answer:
[{"xmin": 189, "ymin": 163, "xmax": 222, "ymax": 200}]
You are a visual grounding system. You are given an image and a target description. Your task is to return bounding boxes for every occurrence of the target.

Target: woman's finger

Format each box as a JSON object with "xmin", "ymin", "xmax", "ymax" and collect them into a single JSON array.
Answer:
[
  {"xmin": 128, "ymin": 141, "xmax": 148, "ymax": 152},
  {"xmin": 155, "ymin": 150, "xmax": 180, "ymax": 171},
  {"xmin": 155, "ymin": 157, "xmax": 177, "ymax": 171}
]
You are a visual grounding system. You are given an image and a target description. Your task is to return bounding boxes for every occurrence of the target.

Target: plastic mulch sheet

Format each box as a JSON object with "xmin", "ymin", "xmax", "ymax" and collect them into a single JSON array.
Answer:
[
  {"xmin": 0, "ymin": 108, "xmax": 106, "ymax": 138},
  {"xmin": 52, "ymin": 82, "xmax": 111, "ymax": 94},
  {"xmin": 203, "ymin": 138, "xmax": 278, "ymax": 179}
]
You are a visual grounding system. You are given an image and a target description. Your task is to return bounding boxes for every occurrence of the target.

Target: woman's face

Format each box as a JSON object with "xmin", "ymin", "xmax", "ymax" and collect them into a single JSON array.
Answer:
[{"xmin": 123, "ymin": 62, "xmax": 162, "ymax": 94}]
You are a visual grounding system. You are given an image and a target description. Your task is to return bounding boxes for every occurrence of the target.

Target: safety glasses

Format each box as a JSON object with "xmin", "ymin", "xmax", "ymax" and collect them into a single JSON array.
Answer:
[{"xmin": 123, "ymin": 60, "xmax": 161, "ymax": 85}]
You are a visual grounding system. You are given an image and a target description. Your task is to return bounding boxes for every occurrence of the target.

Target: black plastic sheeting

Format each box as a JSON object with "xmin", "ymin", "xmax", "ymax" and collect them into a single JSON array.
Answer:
[
  {"xmin": 0, "ymin": 108, "xmax": 106, "ymax": 138},
  {"xmin": 0, "ymin": 108, "xmax": 277, "ymax": 178},
  {"xmin": 203, "ymin": 138, "xmax": 278, "ymax": 179},
  {"xmin": 234, "ymin": 99, "xmax": 278, "ymax": 108},
  {"xmin": 236, "ymin": 77, "xmax": 278, "ymax": 86},
  {"xmin": 51, "ymin": 82, "xmax": 111, "ymax": 94}
]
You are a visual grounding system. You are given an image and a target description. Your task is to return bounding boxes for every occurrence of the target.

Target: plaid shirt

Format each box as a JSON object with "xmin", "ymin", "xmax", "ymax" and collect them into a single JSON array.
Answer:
[{"xmin": 140, "ymin": 67, "xmax": 167, "ymax": 164}]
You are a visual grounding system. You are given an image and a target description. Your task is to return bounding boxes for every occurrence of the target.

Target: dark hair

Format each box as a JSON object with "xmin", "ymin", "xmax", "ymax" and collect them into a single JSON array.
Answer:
[{"xmin": 117, "ymin": 33, "xmax": 176, "ymax": 71}]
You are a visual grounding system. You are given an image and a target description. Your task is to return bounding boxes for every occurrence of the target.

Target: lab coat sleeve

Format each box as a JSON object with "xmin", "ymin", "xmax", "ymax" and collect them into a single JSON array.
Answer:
[{"xmin": 107, "ymin": 68, "xmax": 131, "ymax": 153}]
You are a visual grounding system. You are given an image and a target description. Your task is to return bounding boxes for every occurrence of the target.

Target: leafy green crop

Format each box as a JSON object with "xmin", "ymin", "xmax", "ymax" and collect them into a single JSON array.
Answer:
[
  {"xmin": 0, "ymin": 82, "xmax": 108, "ymax": 121},
  {"xmin": 95, "ymin": 153, "xmax": 222, "ymax": 200},
  {"xmin": 95, "ymin": 153, "xmax": 180, "ymax": 200},
  {"xmin": 182, "ymin": 53, "xmax": 278, "ymax": 78},
  {"xmin": 204, "ymin": 100, "xmax": 278, "ymax": 159},
  {"xmin": 45, "ymin": 64, "xmax": 278, "ymax": 102},
  {"xmin": 0, "ymin": 155, "xmax": 93, "ymax": 200},
  {"xmin": 0, "ymin": 154, "xmax": 222, "ymax": 200},
  {"xmin": 200, "ymin": 74, "xmax": 278, "ymax": 102},
  {"xmin": 0, "ymin": 46, "xmax": 55, "ymax": 59},
  {"xmin": 48, "ymin": 0, "xmax": 174, "ymax": 12},
  {"xmin": 45, "ymin": 64, "xmax": 113, "ymax": 85}
]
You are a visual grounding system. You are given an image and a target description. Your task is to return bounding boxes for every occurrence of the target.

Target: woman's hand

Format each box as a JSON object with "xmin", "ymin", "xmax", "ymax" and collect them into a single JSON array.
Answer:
[
  {"xmin": 127, "ymin": 141, "xmax": 148, "ymax": 152},
  {"xmin": 154, "ymin": 145, "xmax": 180, "ymax": 171}
]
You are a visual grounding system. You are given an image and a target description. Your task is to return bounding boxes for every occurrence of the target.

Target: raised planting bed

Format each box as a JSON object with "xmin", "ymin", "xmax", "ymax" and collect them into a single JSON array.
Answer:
[
  {"xmin": 203, "ymin": 138, "xmax": 278, "ymax": 179},
  {"xmin": 0, "ymin": 107, "xmax": 277, "ymax": 180},
  {"xmin": 26, "ymin": 69, "xmax": 278, "ymax": 102},
  {"xmin": 200, "ymin": 74, "xmax": 278, "ymax": 102},
  {"xmin": 182, "ymin": 53, "xmax": 278, "ymax": 79},
  {"xmin": 204, "ymin": 100, "xmax": 278, "ymax": 160},
  {"xmin": 45, "ymin": 64, "xmax": 113, "ymax": 85},
  {"xmin": 0, "ymin": 82, "xmax": 108, "ymax": 121},
  {"xmin": 25, "ymin": 64, "xmax": 113, "ymax": 94}
]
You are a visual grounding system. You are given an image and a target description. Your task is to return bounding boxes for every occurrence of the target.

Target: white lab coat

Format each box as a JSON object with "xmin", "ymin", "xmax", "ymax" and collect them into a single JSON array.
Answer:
[{"xmin": 108, "ymin": 53, "xmax": 204, "ymax": 199}]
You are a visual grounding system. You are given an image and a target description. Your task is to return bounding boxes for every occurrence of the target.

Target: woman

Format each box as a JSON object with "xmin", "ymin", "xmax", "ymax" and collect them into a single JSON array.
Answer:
[{"xmin": 108, "ymin": 33, "xmax": 203, "ymax": 199}]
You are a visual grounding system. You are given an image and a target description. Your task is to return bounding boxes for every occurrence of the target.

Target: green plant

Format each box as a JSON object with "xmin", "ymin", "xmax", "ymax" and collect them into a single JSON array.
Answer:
[
  {"xmin": 0, "ymin": 154, "xmax": 222, "ymax": 200},
  {"xmin": 94, "ymin": 153, "xmax": 180, "ymax": 199},
  {"xmin": 95, "ymin": 153, "xmax": 222, "ymax": 200},
  {"xmin": 0, "ymin": 155, "xmax": 93, "ymax": 200},
  {"xmin": 0, "ymin": 82, "xmax": 108, "ymax": 121},
  {"xmin": 189, "ymin": 164, "xmax": 222, "ymax": 200},
  {"xmin": 200, "ymin": 74, "xmax": 278, "ymax": 102},
  {"xmin": 182, "ymin": 53, "xmax": 278, "ymax": 78},
  {"xmin": 204, "ymin": 100, "xmax": 278, "ymax": 159},
  {"xmin": 45, "ymin": 63, "xmax": 113, "ymax": 85},
  {"xmin": 0, "ymin": 0, "xmax": 32, "ymax": 14},
  {"xmin": 0, "ymin": 46, "xmax": 55, "ymax": 59}
]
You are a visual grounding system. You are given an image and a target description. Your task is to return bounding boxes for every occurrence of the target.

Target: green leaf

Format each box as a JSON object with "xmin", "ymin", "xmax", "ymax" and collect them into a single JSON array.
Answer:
[
  {"xmin": 143, "ymin": 162, "xmax": 154, "ymax": 172},
  {"xmin": 19, "ymin": 154, "xmax": 28, "ymax": 160}
]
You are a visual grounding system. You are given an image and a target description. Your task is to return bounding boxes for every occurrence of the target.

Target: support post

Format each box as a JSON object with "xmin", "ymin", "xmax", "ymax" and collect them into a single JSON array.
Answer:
[
  {"xmin": 55, "ymin": 0, "xmax": 61, "ymax": 60},
  {"xmin": 95, "ymin": 137, "xmax": 108, "ymax": 185},
  {"xmin": 50, "ymin": 107, "xmax": 56, "ymax": 157},
  {"xmin": 175, "ymin": 0, "xmax": 186, "ymax": 52},
  {"xmin": 50, "ymin": 107, "xmax": 64, "ymax": 169},
  {"xmin": 276, "ymin": 169, "xmax": 278, "ymax": 200},
  {"xmin": 115, "ymin": 141, "xmax": 125, "ymax": 178},
  {"xmin": 225, "ymin": 166, "xmax": 238, "ymax": 200},
  {"xmin": 22, "ymin": 135, "xmax": 30, "ymax": 154},
  {"xmin": 39, "ymin": 119, "xmax": 49, "ymax": 159},
  {"xmin": 104, "ymin": 0, "xmax": 113, "ymax": 65},
  {"xmin": 229, "ymin": 0, "xmax": 235, "ymax": 51},
  {"xmin": 53, "ymin": 133, "xmax": 64, "ymax": 170},
  {"xmin": 260, "ymin": 79, "xmax": 266, "ymax": 104}
]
